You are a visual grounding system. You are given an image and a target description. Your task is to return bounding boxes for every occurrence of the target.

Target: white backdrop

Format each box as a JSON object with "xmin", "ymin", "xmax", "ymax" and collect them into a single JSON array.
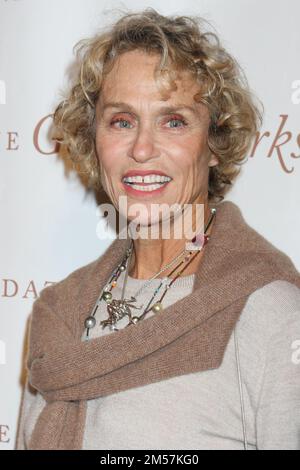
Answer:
[{"xmin": 0, "ymin": 0, "xmax": 299, "ymax": 450}]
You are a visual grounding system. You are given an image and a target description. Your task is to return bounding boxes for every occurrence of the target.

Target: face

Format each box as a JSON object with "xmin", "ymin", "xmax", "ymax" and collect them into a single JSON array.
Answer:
[{"xmin": 95, "ymin": 49, "xmax": 218, "ymax": 228}]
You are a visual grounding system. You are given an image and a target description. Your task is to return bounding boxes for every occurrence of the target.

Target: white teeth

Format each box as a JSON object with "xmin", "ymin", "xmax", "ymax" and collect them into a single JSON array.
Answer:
[
  {"xmin": 125, "ymin": 175, "xmax": 143, "ymax": 183},
  {"xmin": 127, "ymin": 183, "xmax": 167, "ymax": 191},
  {"xmin": 123, "ymin": 174, "xmax": 171, "ymax": 183}
]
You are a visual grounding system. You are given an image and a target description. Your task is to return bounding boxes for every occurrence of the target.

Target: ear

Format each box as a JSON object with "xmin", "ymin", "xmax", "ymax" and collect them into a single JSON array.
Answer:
[{"xmin": 208, "ymin": 153, "xmax": 219, "ymax": 167}]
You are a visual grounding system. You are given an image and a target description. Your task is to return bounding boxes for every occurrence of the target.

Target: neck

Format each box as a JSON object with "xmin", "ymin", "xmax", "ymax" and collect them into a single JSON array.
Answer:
[{"xmin": 127, "ymin": 199, "xmax": 216, "ymax": 280}]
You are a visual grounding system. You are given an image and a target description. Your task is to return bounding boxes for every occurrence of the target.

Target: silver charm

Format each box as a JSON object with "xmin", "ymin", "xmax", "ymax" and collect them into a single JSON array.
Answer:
[
  {"xmin": 100, "ymin": 297, "xmax": 142, "ymax": 330},
  {"xmin": 84, "ymin": 316, "xmax": 96, "ymax": 329}
]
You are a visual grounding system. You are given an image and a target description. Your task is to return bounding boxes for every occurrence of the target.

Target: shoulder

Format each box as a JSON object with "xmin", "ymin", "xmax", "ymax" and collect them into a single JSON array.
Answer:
[
  {"xmin": 36, "ymin": 235, "xmax": 128, "ymax": 306},
  {"xmin": 246, "ymin": 279, "xmax": 300, "ymax": 310},
  {"xmin": 28, "ymin": 253, "xmax": 103, "ymax": 339},
  {"xmin": 34, "ymin": 248, "xmax": 108, "ymax": 322},
  {"xmin": 40, "ymin": 255, "xmax": 101, "ymax": 301},
  {"xmin": 237, "ymin": 280, "xmax": 300, "ymax": 345}
]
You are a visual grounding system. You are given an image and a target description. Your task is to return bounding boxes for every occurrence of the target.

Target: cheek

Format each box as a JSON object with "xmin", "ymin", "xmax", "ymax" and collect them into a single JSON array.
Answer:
[
  {"xmin": 96, "ymin": 134, "xmax": 123, "ymax": 174},
  {"xmin": 170, "ymin": 135, "xmax": 205, "ymax": 170}
]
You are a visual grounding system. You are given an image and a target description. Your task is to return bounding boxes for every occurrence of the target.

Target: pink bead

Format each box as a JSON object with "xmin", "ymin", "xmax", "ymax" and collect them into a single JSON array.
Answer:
[{"xmin": 192, "ymin": 233, "xmax": 205, "ymax": 248}]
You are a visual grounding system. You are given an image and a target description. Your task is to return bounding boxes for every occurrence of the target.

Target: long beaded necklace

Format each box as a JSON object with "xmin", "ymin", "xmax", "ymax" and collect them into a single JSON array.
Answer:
[{"xmin": 83, "ymin": 207, "xmax": 216, "ymax": 340}]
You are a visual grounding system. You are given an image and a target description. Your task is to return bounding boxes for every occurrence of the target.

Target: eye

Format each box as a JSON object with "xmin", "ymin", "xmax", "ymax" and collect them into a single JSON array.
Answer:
[
  {"xmin": 165, "ymin": 116, "xmax": 188, "ymax": 129},
  {"xmin": 110, "ymin": 118, "xmax": 133, "ymax": 129}
]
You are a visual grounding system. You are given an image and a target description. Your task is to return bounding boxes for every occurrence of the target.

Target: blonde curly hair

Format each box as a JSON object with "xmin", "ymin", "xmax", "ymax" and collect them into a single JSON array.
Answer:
[{"xmin": 53, "ymin": 8, "xmax": 263, "ymax": 203}]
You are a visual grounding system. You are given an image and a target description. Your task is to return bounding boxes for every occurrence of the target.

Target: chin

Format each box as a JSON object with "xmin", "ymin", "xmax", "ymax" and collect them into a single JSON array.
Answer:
[{"xmin": 128, "ymin": 214, "xmax": 161, "ymax": 228}]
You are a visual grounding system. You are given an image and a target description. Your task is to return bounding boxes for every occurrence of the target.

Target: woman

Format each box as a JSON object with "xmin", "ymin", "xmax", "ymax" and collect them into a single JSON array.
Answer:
[{"xmin": 16, "ymin": 9, "xmax": 300, "ymax": 450}]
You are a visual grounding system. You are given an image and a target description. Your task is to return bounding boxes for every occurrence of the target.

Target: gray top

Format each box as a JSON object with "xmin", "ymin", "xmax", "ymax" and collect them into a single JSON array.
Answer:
[{"xmin": 16, "ymin": 274, "xmax": 300, "ymax": 450}]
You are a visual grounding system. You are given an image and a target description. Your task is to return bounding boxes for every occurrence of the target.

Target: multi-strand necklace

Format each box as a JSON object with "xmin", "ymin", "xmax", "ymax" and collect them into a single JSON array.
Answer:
[{"xmin": 83, "ymin": 207, "xmax": 216, "ymax": 340}]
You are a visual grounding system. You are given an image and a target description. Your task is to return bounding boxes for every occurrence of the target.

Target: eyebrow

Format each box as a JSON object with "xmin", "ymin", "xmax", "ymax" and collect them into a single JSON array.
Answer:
[{"xmin": 99, "ymin": 101, "xmax": 200, "ymax": 116}]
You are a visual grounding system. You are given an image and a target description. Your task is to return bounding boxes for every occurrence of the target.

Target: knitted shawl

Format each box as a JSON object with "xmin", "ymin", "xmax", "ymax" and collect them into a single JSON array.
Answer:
[{"xmin": 26, "ymin": 200, "xmax": 300, "ymax": 449}]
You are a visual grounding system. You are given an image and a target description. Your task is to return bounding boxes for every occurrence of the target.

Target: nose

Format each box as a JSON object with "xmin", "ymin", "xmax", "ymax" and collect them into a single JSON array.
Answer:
[{"xmin": 128, "ymin": 123, "xmax": 159, "ymax": 163}]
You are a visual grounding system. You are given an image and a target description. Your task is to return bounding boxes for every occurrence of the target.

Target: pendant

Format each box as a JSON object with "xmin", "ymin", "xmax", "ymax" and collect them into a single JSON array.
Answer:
[{"xmin": 100, "ymin": 296, "xmax": 142, "ymax": 330}]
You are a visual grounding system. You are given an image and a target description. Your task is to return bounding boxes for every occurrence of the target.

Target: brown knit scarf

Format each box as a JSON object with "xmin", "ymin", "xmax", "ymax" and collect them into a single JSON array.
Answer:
[{"xmin": 26, "ymin": 200, "xmax": 300, "ymax": 449}]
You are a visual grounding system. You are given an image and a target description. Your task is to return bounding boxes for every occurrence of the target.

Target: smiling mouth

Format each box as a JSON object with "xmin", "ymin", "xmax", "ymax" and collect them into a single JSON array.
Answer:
[{"xmin": 122, "ymin": 175, "xmax": 172, "ymax": 192}]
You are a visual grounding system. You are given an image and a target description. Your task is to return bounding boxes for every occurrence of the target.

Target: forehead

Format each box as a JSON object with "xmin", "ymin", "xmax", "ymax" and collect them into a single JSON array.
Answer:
[{"xmin": 100, "ymin": 50, "xmax": 202, "ymax": 107}]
